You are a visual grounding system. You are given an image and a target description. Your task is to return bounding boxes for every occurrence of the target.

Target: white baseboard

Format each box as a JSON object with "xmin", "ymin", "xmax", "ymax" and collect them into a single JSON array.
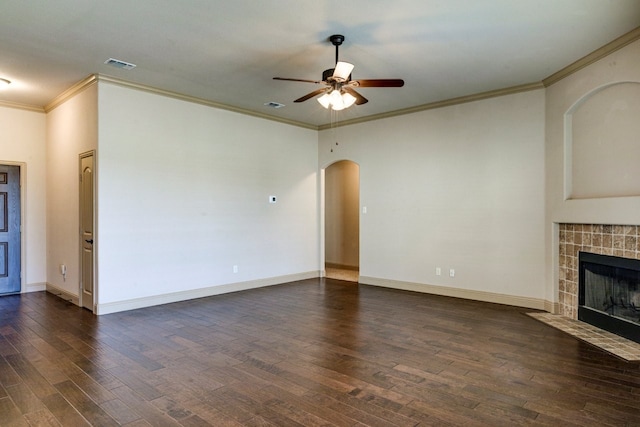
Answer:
[
  {"xmin": 359, "ymin": 276, "xmax": 549, "ymax": 311},
  {"xmin": 46, "ymin": 283, "xmax": 80, "ymax": 306},
  {"xmin": 544, "ymin": 299, "xmax": 559, "ymax": 314},
  {"xmin": 45, "ymin": 272, "xmax": 555, "ymax": 315},
  {"xmin": 96, "ymin": 271, "xmax": 320, "ymax": 315},
  {"xmin": 24, "ymin": 282, "xmax": 46, "ymax": 293}
]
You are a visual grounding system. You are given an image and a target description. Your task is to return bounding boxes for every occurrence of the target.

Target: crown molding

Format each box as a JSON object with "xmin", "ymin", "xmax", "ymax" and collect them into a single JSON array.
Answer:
[
  {"xmin": 34, "ymin": 73, "xmax": 544, "ymax": 131},
  {"xmin": 320, "ymin": 26, "xmax": 640, "ymax": 130},
  {"xmin": 44, "ymin": 75, "xmax": 98, "ymax": 113},
  {"xmin": 40, "ymin": 73, "xmax": 316, "ymax": 130},
  {"xmin": 318, "ymin": 82, "xmax": 544, "ymax": 131},
  {"xmin": 0, "ymin": 100, "xmax": 44, "ymax": 113},
  {"xmin": 96, "ymin": 74, "xmax": 317, "ymax": 130},
  {"xmin": 23, "ymin": 25, "xmax": 640, "ymax": 128},
  {"xmin": 543, "ymin": 26, "xmax": 640, "ymax": 87}
]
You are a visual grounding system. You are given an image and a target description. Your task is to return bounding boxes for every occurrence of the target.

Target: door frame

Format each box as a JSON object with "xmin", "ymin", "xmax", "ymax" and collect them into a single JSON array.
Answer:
[
  {"xmin": 0, "ymin": 161, "xmax": 26, "ymax": 293},
  {"xmin": 79, "ymin": 150, "xmax": 96, "ymax": 312},
  {"xmin": 320, "ymin": 159, "xmax": 361, "ymax": 278}
]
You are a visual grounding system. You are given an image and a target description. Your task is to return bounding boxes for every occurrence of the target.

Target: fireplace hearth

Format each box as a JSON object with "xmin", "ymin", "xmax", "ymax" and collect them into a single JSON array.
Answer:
[{"xmin": 579, "ymin": 251, "xmax": 640, "ymax": 343}]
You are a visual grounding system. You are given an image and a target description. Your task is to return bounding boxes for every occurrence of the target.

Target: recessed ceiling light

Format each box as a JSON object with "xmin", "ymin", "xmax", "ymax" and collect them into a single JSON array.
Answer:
[
  {"xmin": 264, "ymin": 101, "xmax": 285, "ymax": 109},
  {"xmin": 0, "ymin": 78, "xmax": 11, "ymax": 89}
]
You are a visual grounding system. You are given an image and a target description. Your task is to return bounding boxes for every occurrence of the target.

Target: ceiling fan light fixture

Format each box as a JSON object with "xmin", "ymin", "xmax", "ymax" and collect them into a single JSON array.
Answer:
[
  {"xmin": 341, "ymin": 91, "xmax": 357, "ymax": 108},
  {"xmin": 317, "ymin": 89, "xmax": 357, "ymax": 111},
  {"xmin": 317, "ymin": 93, "xmax": 331, "ymax": 109},
  {"xmin": 333, "ymin": 61, "xmax": 354, "ymax": 81},
  {"xmin": 329, "ymin": 89, "xmax": 345, "ymax": 110}
]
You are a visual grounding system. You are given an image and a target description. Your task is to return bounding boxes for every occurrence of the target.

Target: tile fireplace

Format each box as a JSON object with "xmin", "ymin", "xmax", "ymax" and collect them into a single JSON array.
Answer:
[{"xmin": 559, "ymin": 224, "xmax": 640, "ymax": 320}]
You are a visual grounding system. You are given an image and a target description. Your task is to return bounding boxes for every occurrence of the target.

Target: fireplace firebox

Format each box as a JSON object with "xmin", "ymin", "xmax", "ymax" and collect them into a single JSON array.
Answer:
[{"xmin": 579, "ymin": 252, "xmax": 640, "ymax": 343}]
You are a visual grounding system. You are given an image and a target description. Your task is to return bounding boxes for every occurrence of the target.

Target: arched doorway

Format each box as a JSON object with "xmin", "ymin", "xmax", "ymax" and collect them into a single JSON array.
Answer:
[{"xmin": 324, "ymin": 160, "xmax": 359, "ymax": 282}]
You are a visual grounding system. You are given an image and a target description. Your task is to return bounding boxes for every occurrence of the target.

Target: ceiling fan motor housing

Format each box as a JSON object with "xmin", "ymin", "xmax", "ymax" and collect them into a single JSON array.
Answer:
[{"xmin": 322, "ymin": 68, "xmax": 335, "ymax": 82}]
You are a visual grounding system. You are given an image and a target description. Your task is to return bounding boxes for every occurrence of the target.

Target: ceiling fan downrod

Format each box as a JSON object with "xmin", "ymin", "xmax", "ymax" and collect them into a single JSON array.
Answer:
[{"xmin": 329, "ymin": 34, "xmax": 345, "ymax": 64}]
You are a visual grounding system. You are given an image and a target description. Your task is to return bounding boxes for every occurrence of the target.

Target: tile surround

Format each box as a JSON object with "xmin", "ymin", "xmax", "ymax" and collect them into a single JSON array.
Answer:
[
  {"xmin": 558, "ymin": 223, "xmax": 640, "ymax": 319},
  {"xmin": 528, "ymin": 312, "xmax": 640, "ymax": 362}
]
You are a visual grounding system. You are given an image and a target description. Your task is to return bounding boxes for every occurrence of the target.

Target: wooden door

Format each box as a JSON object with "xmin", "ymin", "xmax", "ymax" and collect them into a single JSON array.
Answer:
[
  {"xmin": 80, "ymin": 152, "xmax": 94, "ymax": 311},
  {"xmin": 0, "ymin": 165, "xmax": 21, "ymax": 294}
]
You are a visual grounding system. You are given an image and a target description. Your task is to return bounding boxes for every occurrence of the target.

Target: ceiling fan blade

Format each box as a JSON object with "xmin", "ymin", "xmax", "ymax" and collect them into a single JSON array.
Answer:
[
  {"xmin": 352, "ymin": 79, "xmax": 405, "ymax": 88},
  {"xmin": 273, "ymin": 77, "xmax": 322, "ymax": 84},
  {"xmin": 333, "ymin": 61, "xmax": 354, "ymax": 80},
  {"xmin": 294, "ymin": 88, "xmax": 329, "ymax": 103},
  {"xmin": 342, "ymin": 87, "xmax": 368, "ymax": 105}
]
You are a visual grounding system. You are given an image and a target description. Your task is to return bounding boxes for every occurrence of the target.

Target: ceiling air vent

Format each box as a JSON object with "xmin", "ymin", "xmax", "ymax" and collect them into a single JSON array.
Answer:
[
  {"xmin": 104, "ymin": 58, "xmax": 136, "ymax": 70},
  {"xmin": 264, "ymin": 101, "xmax": 285, "ymax": 109}
]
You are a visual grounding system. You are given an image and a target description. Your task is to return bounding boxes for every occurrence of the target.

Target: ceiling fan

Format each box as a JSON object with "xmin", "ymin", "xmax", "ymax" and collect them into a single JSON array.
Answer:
[{"xmin": 273, "ymin": 34, "xmax": 404, "ymax": 110}]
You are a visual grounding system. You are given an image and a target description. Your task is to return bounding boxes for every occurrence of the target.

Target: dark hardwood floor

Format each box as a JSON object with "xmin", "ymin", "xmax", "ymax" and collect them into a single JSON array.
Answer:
[{"xmin": 2, "ymin": 278, "xmax": 640, "ymax": 426}]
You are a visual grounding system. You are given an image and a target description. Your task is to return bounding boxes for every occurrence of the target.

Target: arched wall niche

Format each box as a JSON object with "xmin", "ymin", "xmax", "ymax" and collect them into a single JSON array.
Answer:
[{"xmin": 564, "ymin": 81, "xmax": 640, "ymax": 200}]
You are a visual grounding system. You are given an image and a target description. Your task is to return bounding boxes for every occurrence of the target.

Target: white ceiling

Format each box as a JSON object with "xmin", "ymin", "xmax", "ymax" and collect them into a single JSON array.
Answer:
[{"xmin": 1, "ymin": 1, "xmax": 639, "ymax": 128}]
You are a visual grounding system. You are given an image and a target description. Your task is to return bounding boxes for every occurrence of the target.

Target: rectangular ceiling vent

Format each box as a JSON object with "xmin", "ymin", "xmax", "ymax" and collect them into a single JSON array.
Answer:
[
  {"xmin": 264, "ymin": 101, "xmax": 285, "ymax": 109},
  {"xmin": 104, "ymin": 58, "xmax": 136, "ymax": 70}
]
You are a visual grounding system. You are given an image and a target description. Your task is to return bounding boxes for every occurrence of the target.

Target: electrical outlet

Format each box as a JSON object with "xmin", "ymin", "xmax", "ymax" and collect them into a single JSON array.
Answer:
[
  {"xmin": 233, "ymin": 265, "xmax": 238, "ymax": 273},
  {"xmin": 449, "ymin": 269, "xmax": 455, "ymax": 277},
  {"xmin": 435, "ymin": 267, "xmax": 441, "ymax": 276}
]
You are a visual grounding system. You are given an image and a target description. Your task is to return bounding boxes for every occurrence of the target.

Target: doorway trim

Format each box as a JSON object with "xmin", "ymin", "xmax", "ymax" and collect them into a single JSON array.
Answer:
[
  {"xmin": 320, "ymin": 159, "xmax": 360, "ymax": 281},
  {"xmin": 320, "ymin": 167, "xmax": 325, "ymax": 277}
]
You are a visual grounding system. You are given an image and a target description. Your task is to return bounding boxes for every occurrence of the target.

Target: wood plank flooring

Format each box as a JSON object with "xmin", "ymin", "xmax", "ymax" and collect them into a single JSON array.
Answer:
[{"xmin": 2, "ymin": 278, "xmax": 640, "ymax": 426}]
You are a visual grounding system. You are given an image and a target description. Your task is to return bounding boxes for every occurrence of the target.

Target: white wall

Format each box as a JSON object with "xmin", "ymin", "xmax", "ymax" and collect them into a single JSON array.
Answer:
[
  {"xmin": 320, "ymin": 90, "xmax": 546, "ymax": 305},
  {"xmin": 0, "ymin": 106, "xmax": 47, "ymax": 291},
  {"xmin": 96, "ymin": 82, "xmax": 319, "ymax": 310},
  {"xmin": 544, "ymin": 39, "xmax": 640, "ymax": 305},
  {"xmin": 46, "ymin": 83, "xmax": 98, "ymax": 297}
]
